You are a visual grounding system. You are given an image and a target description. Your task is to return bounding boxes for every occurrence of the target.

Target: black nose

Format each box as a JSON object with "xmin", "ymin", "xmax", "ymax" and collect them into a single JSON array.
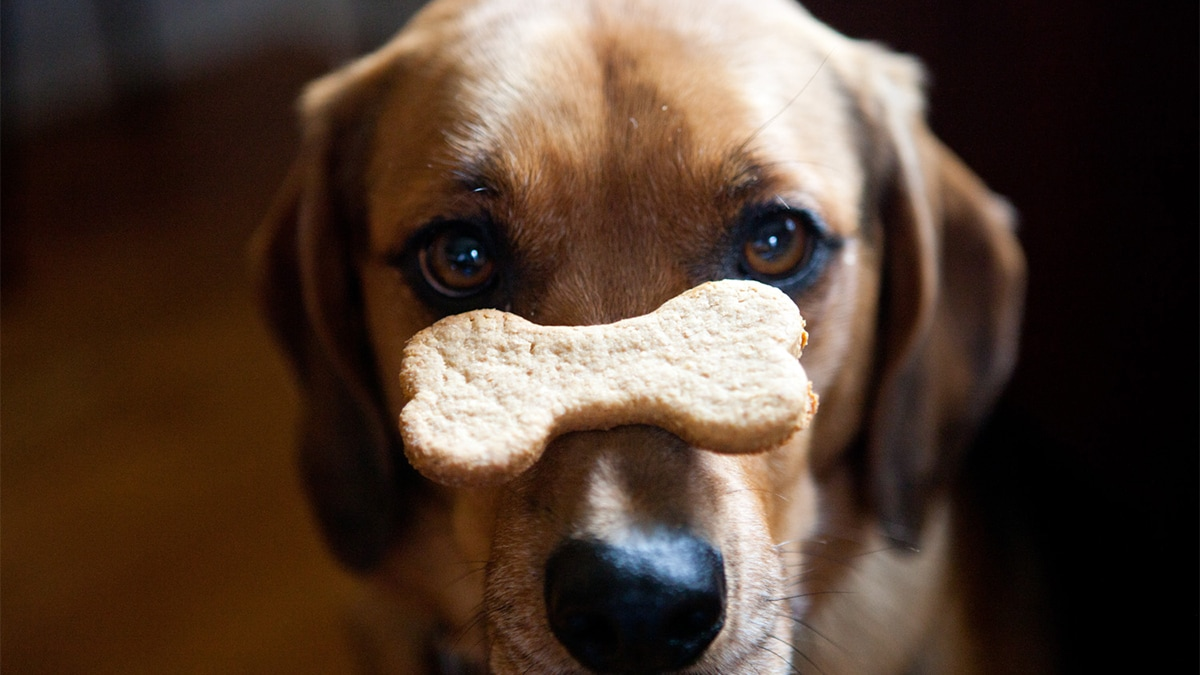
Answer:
[{"xmin": 544, "ymin": 530, "xmax": 726, "ymax": 673}]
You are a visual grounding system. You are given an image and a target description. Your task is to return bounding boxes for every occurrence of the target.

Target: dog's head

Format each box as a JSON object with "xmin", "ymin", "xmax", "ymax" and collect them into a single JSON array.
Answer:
[{"xmin": 255, "ymin": 0, "xmax": 1024, "ymax": 671}]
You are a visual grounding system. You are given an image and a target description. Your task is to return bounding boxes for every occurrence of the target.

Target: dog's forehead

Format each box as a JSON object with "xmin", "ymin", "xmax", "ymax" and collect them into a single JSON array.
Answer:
[
  {"xmin": 442, "ymin": 1, "xmax": 859, "ymax": 168},
  {"xmin": 362, "ymin": 0, "xmax": 866, "ymax": 253}
]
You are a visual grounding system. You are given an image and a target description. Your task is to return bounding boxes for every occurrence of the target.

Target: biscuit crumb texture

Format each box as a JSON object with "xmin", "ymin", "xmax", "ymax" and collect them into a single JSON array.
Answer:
[{"xmin": 399, "ymin": 280, "xmax": 817, "ymax": 486}]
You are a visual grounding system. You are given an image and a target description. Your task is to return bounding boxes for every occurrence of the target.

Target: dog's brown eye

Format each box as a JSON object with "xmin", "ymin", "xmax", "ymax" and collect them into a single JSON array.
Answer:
[
  {"xmin": 731, "ymin": 206, "xmax": 837, "ymax": 292},
  {"xmin": 418, "ymin": 225, "xmax": 497, "ymax": 297},
  {"xmin": 741, "ymin": 211, "xmax": 812, "ymax": 278}
]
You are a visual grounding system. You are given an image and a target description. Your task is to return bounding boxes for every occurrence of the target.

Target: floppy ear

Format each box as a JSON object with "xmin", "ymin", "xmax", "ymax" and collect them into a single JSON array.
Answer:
[
  {"xmin": 252, "ymin": 73, "xmax": 417, "ymax": 572},
  {"xmin": 859, "ymin": 51, "xmax": 1027, "ymax": 548}
]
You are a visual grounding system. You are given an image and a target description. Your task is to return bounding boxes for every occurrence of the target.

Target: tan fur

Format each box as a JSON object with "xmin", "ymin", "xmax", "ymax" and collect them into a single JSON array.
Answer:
[{"xmin": 255, "ymin": 0, "xmax": 1027, "ymax": 672}]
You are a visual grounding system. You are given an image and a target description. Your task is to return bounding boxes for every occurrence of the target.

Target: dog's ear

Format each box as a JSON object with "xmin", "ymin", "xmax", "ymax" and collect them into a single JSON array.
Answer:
[
  {"xmin": 252, "ymin": 69, "xmax": 413, "ymax": 572},
  {"xmin": 856, "ymin": 50, "xmax": 1026, "ymax": 548}
]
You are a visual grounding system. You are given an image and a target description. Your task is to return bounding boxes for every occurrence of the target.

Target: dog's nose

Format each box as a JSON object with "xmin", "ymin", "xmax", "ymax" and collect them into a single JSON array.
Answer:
[{"xmin": 544, "ymin": 530, "xmax": 726, "ymax": 673}]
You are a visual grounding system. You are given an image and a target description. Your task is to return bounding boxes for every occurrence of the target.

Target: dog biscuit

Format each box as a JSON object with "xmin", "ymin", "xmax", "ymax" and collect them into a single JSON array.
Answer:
[{"xmin": 399, "ymin": 279, "xmax": 818, "ymax": 486}]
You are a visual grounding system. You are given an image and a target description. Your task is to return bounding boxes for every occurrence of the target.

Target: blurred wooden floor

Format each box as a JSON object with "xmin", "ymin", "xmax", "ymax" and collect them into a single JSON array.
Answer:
[{"xmin": 2, "ymin": 51, "xmax": 366, "ymax": 674}]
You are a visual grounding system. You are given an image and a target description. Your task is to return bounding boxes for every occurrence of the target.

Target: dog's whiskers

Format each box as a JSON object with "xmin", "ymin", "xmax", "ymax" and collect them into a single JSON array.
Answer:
[
  {"xmin": 789, "ymin": 615, "xmax": 845, "ymax": 654},
  {"xmin": 443, "ymin": 560, "xmax": 488, "ymax": 588},
  {"xmin": 432, "ymin": 561, "xmax": 490, "ymax": 666},
  {"xmin": 445, "ymin": 599, "xmax": 486, "ymax": 642},
  {"xmin": 770, "ymin": 588, "xmax": 854, "ymax": 603},
  {"xmin": 437, "ymin": 561, "xmax": 489, "ymax": 608},
  {"xmin": 758, "ymin": 637, "xmax": 797, "ymax": 675},
  {"xmin": 775, "ymin": 534, "xmax": 902, "ymax": 571},
  {"xmin": 439, "ymin": 599, "xmax": 490, "ymax": 669},
  {"xmin": 767, "ymin": 631, "xmax": 825, "ymax": 675},
  {"xmin": 781, "ymin": 570, "xmax": 818, "ymax": 587}
]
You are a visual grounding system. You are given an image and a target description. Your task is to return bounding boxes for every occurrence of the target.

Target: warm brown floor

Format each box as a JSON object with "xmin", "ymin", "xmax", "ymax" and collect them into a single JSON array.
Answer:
[{"xmin": 3, "ymin": 51, "xmax": 366, "ymax": 674}]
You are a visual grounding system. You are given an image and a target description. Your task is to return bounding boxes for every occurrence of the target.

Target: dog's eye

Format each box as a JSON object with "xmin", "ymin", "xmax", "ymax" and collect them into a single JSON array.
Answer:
[
  {"xmin": 736, "ymin": 207, "xmax": 832, "ymax": 289},
  {"xmin": 417, "ymin": 222, "xmax": 498, "ymax": 298},
  {"xmin": 742, "ymin": 211, "xmax": 810, "ymax": 277}
]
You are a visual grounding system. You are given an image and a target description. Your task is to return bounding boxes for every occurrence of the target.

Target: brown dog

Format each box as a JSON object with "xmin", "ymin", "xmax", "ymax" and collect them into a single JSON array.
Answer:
[{"xmin": 256, "ymin": 0, "xmax": 1028, "ymax": 672}]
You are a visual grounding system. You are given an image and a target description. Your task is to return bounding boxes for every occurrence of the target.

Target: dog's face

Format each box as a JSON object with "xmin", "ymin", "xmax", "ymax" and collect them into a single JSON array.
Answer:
[{"xmin": 257, "ymin": 0, "xmax": 1024, "ymax": 672}]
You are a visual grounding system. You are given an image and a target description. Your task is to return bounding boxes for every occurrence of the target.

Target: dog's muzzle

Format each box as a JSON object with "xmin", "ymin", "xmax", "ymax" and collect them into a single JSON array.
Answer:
[{"xmin": 544, "ymin": 528, "xmax": 726, "ymax": 673}]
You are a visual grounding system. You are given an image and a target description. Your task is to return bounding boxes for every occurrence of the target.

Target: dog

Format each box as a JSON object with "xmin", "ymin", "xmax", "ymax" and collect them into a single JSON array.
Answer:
[{"xmin": 255, "ymin": 0, "xmax": 1029, "ymax": 672}]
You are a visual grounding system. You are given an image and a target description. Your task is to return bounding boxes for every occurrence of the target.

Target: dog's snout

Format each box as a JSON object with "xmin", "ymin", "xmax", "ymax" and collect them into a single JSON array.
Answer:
[{"xmin": 544, "ymin": 530, "xmax": 726, "ymax": 673}]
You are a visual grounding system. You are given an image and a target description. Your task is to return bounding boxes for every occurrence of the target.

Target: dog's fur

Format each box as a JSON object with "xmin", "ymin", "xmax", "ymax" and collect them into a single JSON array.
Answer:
[{"xmin": 256, "ymin": 0, "xmax": 1029, "ymax": 672}]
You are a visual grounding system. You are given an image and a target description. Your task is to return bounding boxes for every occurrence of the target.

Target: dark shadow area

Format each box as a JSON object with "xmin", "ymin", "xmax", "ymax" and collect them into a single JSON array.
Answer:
[
  {"xmin": 803, "ymin": 0, "xmax": 1197, "ymax": 671},
  {"xmin": 1, "ymin": 45, "xmax": 367, "ymax": 674}
]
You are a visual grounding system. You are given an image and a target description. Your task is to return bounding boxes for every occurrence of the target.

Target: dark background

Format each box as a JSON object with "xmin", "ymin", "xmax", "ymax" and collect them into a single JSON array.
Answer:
[
  {"xmin": 3, "ymin": 1, "xmax": 1196, "ymax": 672},
  {"xmin": 804, "ymin": 0, "xmax": 1197, "ymax": 671}
]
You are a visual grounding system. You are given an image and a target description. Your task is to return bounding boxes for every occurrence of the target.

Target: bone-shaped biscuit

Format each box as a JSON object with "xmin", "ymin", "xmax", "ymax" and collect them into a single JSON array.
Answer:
[{"xmin": 398, "ymin": 279, "xmax": 818, "ymax": 486}]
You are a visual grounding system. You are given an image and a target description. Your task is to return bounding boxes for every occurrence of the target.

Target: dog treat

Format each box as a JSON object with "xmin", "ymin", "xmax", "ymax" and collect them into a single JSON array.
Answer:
[{"xmin": 398, "ymin": 279, "xmax": 818, "ymax": 486}]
